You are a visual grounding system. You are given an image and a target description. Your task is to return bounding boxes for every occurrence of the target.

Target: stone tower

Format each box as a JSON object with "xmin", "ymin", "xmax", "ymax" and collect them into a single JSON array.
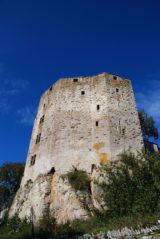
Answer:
[{"xmin": 9, "ymin": 73, "xmax": 144, "ymax": 223}]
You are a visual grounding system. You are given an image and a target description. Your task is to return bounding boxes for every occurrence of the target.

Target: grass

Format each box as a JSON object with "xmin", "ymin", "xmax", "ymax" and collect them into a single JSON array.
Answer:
[
  {"xmin": 0, "ymin": 213, "xmax": 160, "ymax": 238},
  {"xmin": 64, "ymin": 212, "xmax": 160, "ymax": 235}
]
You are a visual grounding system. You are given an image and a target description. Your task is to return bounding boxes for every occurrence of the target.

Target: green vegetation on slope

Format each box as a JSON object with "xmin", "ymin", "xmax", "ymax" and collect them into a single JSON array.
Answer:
[
  {"xmin": 0, "ymin": 212, "xmax": 160, "ymax": 239},
  {"xmin": 102, "ymin": 151, "xmax": 160, "ymax": 216},
  {"xmin": 1, "ymin": 151, "xmax": 160, "ymax": 238}
]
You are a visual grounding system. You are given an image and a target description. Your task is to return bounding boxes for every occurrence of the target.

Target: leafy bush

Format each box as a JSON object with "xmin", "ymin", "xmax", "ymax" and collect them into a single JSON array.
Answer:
[
  {"xmin": 55, "ymin": 221, "xmax": 83, "ymax": 238},
  {"xmin": 0, "ymin": 215, "xmax": 32, "ymax": 239},
  {"xmin": 102, "ymin": 151, "xmax": 160, "ymax": 216},
  {"xmin": 36, "ymin": 213, "xmax": 56, "ymax": 238},
  {"xmin": 0, "ymin": 214, "xmax": 56, "ymax": 239},
  {"xmin": 66, "ymin": 169, "xmax": 90, "ymax": 192}
]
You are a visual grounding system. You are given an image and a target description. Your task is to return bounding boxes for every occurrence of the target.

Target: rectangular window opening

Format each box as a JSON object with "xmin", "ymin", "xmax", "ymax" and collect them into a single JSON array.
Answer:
[
  {"xmin": 73, "ymin": 78, "xmax": 78, "ymax": 82},
  {"xmin": 113, "ymin": 76, "xmax": 117, "ymax": 80},
  {"xmin": 91, "ymin": 164, "xmax": 96, "ymax": 172},
  {"xmin": 30, "ymin": 154, "xmax": 36, "ymax": 166},
  {"xmin": 81, "ymin": 91, "xmax": 85, "ymax": 95},
  {"xmin": 116, "ymin": 88, "xmax": 119, "ymax": 92},
  {"xmin": 40, "ymin": 115, "xmax": 44, "ymax": 124},
  {"xmin": 96, "ymin": 121, "xmax": 99, "ymax": 127},
  {"xmin": 36, "ymin": 133, "xmax": 41, "ymax": 144},
  {"xmin": 97, "ymin": 105, "xmax": 100, "ymax": 110}
]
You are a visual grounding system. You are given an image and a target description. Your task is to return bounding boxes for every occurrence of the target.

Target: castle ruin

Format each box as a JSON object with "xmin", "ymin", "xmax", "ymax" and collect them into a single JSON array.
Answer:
[{"xmin": 9, "ymin": 73, "xmax": 144, "ymax": 223}]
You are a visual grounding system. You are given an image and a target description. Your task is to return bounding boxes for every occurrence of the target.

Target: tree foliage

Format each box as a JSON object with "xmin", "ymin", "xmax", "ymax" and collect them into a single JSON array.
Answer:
[
  {"xmin": 0, "ymin": 186, "xmax": 10, "ymax": 209},
  {"xmin": 0, "ymin": 162, "xmax": 24, "ymax": 210},
  {"xmin": 102, "ymin": 151, "xmax": 160, "ymax": 216},
  {"xmin": 138, "ymin": 110, "xmax": 159, "ymax": 140}
]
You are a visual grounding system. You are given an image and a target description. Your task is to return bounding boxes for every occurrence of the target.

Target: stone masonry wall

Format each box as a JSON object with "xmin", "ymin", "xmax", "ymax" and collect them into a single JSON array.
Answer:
[
  {"xmin": 9, "ymin": 72, "xmax": 144, "ymax": 223},
  {"xmin": 21, "ymin": 72, "xmax": 143, "ymax": 185}
]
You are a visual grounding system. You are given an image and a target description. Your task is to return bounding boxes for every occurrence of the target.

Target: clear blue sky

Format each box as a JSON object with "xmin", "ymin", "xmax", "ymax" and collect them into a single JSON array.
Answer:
[{"xmin": 0, "ymin": 0, "xmax": 160, "ymax": 165}]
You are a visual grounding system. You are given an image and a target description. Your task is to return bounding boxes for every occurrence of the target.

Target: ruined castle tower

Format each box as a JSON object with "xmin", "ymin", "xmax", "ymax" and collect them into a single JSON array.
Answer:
[{"xmin": 9, "ymin": 73, "xmax": 144, "ymax": 223}]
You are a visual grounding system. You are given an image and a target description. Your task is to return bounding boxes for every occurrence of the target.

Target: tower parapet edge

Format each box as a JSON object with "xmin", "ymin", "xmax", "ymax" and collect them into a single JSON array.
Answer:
[{"xmin": 21, "ymin": 72, "xmax": 143, "ymax": 185}]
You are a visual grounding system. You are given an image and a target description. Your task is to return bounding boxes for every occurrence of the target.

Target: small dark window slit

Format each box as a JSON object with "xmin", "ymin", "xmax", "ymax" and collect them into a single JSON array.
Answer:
[
  {"xmin": 97, "ymin": 105, "xmax": 100, "ymax": 110},
  {"xmin": 73, "ymin": 78, "xmax": 78, "ymax": 82},
  {"xmin": 36, "ymin": 133, "xmax": 41, "ymax": 144},
  {"xmin": 91, "ymin": 164, "xmax": 96, "ymax": 172},
  {"xmin": 30, "ymin": 155, "xmax": 36, "ymax": 166},
  {"xmin": 81, "ymin": 91, "xmax": 85, "ymax": 95},
  {"xmin": 113, "ymin": 76, "xmax": 117, "ymax": 80},
  {"xmin": 96, "ymin": 121, "xmax": 99, "ymax": 127},
  {"xmin": 40, "ymin": 115, "xmax": 44, "ymax": 124},
  {"xmin": 116, "ymin": 88, "xmax": 119, "ymax": 92}
]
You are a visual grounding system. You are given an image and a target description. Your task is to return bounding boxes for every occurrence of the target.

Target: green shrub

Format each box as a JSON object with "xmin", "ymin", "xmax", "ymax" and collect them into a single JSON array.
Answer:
[
  {"xmin": 102, "ymin": 151, "xmax": 160, "ymax": 216},
  {"xmin": 55, "ymin": 221, "xmax": 83, "ymax": 238},
  {"xmin": 0, "ymin": 215, "xmax": 32, "ymax": 239},
  {"xmin": 36, "ymin": 213, "xmax": 56, "ymax": 238},
  {"xmin": 66, "ymin": 169, "xmax": 90, "ymax": 192}
]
